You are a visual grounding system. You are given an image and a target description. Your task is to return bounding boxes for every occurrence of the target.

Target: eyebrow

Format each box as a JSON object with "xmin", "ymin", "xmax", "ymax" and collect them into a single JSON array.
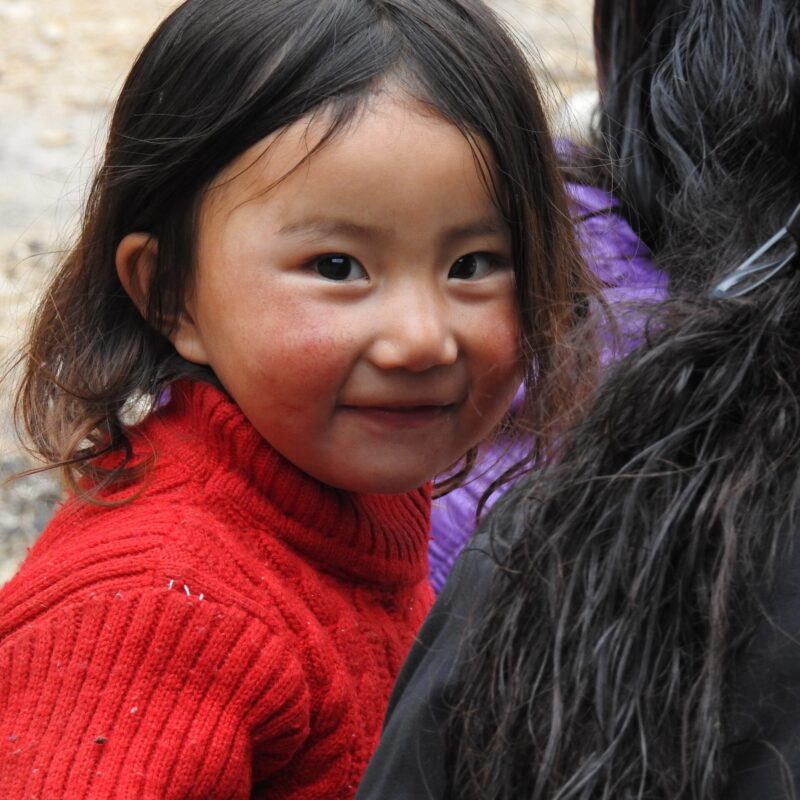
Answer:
[{"xmin": 277, "ymin": 217, "xmax": 509, "ymax": 243}]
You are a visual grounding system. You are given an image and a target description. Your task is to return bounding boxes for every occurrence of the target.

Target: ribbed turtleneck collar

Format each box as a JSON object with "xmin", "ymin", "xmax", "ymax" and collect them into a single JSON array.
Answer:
[{"xmin": 137, "ymin": 380, "xmax": 431, "ymax": 588}]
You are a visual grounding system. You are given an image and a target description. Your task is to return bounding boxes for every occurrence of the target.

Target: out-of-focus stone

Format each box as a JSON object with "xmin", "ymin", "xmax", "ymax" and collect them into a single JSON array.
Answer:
[
  {"xmin": 0, "ymin": 455, "xmax": 61, "ymax": 586},
  {"xmin": 0, "ymin": 1, "xmax": 34, "ymax": 22},
  {"xmin": 37, "ymin": 129, "xmax": 75, "ymax": 148},
  {"xmin": 39, "ymin": 21, "xmax": 65, "ymax": 45}
]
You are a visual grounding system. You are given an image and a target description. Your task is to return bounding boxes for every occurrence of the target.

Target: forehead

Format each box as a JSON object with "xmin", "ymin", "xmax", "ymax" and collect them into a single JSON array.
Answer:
[{"xmin": 199, "ymin": 94, "xmax": 503, "ymax": 232}]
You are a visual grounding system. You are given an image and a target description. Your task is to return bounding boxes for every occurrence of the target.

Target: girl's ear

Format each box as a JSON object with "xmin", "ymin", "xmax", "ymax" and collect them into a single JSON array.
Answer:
[
  {"xmin": 115, "ymin": 233, "xmax": 210, "ymax": 365},
  {"xmin": 116, "ymin": 232, "xmax": 157, "ymax": 316}
]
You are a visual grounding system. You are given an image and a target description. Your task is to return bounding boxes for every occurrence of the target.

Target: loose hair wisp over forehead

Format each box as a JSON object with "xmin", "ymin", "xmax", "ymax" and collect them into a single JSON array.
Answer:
[{"xmin": 14, "ymin": 0, "xmax": 594, "ymax": 493}]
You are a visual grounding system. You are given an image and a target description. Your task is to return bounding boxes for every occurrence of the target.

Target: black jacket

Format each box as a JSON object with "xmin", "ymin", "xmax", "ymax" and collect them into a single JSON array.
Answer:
[{"xmin": 357, "ymin": 533, "xmax": 800, "ymax": 798}]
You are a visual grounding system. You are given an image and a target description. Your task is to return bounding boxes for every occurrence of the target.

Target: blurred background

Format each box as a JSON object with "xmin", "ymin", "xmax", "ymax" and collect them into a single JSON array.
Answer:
[{"xmin": 0, "ymin": 0, "xmax": 595, "ymax": 584}]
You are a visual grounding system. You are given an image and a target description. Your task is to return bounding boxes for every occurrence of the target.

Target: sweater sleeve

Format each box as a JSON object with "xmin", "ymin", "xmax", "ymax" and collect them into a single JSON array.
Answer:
[
  {"xmin": 0, "ymin": 587, "xmax": 310, "ymax": 799},
  {"xmin": 356, "ymin": 535, "xmax": 498, "ymax": 800}
]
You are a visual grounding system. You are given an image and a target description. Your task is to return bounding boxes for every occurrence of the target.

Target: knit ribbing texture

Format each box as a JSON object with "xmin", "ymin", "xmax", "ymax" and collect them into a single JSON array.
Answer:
[{"xmin": 0, "ymin": 381, "xmax": 433, "ymax": 799}]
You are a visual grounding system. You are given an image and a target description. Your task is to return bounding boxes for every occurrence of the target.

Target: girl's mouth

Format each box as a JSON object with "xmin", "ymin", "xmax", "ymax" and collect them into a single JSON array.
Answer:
[{"xmin": 342, "ymin": 404, "xmax": 456, "ymax": 429}]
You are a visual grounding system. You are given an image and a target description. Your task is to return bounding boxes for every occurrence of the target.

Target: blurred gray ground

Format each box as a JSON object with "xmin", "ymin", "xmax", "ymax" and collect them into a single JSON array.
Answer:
[{"xmin": 0, "ymin": 0, "xmax": 595, "ymax": 585}]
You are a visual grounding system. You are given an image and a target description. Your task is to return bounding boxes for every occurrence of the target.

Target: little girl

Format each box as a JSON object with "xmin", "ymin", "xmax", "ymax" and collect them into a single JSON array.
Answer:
[{"xmin": 0, "ymin": 0, "xmax": 596, "ymax": 798}]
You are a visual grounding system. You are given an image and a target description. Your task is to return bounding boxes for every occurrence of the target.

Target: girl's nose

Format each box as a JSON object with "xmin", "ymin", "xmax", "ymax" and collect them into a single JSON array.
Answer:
[{"xmin": 367, "ymin": 290, "xmax": 459, "ymax": 372}]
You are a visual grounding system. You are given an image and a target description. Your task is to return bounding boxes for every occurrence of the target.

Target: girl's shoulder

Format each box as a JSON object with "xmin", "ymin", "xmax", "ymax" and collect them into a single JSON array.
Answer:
[
  {"xmin": 0, "ymin": 396, "xmax": 301, "ymax": 640},
  {"xmin": 0, "ymin": 486, "xmax": 271, "ymax": 640},
  {"xmin": 0, "ymin": 506, "xmax": 312, "ymax": 797}
]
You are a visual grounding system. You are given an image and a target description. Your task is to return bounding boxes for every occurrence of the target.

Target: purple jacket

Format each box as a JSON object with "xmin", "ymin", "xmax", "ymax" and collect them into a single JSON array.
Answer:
[{"xmin": 428, "ymin": 183, "xmax": 667, "ymax": 593}]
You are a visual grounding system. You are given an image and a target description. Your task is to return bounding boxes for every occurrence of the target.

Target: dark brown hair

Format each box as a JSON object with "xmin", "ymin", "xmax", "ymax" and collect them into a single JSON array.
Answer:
[{"xmin": 14, "ymin": 0, "xmax": 596, "ymax": 494}]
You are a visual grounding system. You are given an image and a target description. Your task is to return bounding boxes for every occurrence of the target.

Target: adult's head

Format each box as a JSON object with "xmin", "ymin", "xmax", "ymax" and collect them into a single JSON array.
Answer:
[{"xmin": 592, "ymin": 0, "xmax": 800, "ymax": 287}]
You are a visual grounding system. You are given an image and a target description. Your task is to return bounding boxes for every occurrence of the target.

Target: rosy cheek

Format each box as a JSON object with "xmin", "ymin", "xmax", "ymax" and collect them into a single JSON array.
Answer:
[
  {"xmin": 258, "ymin": 311, "xmax": 357, "ymax": 388},
  {"xmin": 483, "ymin": 303, "xmax": 522, "ymax": 368},
  {"xmin": 472, "ymin": 307, "xmax": 523, "ymax": 408},
  {"xmin": 495, "ymin": 316, "xmax": 522, "ymax": 362}
]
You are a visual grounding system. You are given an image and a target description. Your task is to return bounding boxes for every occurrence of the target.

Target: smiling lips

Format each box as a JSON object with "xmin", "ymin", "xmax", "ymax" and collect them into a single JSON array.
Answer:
[{"xmin": 342, "ymin": 403, "xmax": 458, "ymax": 428}]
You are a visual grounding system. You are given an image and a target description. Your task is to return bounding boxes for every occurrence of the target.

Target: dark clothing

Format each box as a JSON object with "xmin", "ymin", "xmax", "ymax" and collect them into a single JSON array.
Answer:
[
  {"xmin": 358, "ymin": 533, "xmax": 800, "ymax": 799},
  {"xmin": 356, "ymin": 534, "xmax": 495, "ymax": 800},
  {"xmin": 726, "ymin": 538, "xmax": 800, "ymax": 798}
]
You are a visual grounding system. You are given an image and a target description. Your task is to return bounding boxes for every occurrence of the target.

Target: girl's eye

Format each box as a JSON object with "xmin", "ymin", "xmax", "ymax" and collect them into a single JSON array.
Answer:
[
  {"xmin": 448, "ymin": 252, "xmax": 498, "ymax": 280},
  {"xmin": 314, "ymin": 254, "xmax": 367, "ymax": 282}
]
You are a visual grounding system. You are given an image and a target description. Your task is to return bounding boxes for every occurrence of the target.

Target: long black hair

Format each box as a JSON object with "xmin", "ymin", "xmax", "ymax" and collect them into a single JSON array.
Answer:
[
  {"xmin": 13, "ymin": 0, "xmax": 595, "ymax": 493},
  {"xmin": 447, "ymin": 0, "xmax": 800, "ymax": 796},
  {"xmin": 591, "ymin": 0, "xmax": 800, "ymax": 288}
]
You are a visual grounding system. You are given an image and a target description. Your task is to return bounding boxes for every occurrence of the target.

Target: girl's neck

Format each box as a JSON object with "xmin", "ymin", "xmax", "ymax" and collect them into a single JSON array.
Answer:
[{"xmin": 146, "ymin": 379, "xmax": 432, "ymax": 587}]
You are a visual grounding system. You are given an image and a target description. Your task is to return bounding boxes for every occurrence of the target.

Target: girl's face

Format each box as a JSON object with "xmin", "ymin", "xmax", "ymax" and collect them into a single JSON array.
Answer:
[{"xmin": 173, "ymin": 95, "xmax": 521, "ymax": 493}]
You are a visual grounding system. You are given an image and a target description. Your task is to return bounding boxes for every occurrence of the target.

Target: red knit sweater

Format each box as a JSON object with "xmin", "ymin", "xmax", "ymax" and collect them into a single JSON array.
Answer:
[{"xmin": 0, "ymin": 382, "xmax": 433, "ymax": 799}]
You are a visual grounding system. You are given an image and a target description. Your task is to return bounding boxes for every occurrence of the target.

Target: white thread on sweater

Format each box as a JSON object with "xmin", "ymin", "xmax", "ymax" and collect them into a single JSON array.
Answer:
[{"xmin": 166, "ymin": 579, "xmax": 203, "ymax": 600}]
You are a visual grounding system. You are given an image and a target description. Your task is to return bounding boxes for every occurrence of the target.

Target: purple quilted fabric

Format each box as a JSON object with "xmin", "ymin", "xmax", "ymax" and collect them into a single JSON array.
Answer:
[{"xmin": 427, "ymin": 182, "xmax": 668, "ymax": 593}]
